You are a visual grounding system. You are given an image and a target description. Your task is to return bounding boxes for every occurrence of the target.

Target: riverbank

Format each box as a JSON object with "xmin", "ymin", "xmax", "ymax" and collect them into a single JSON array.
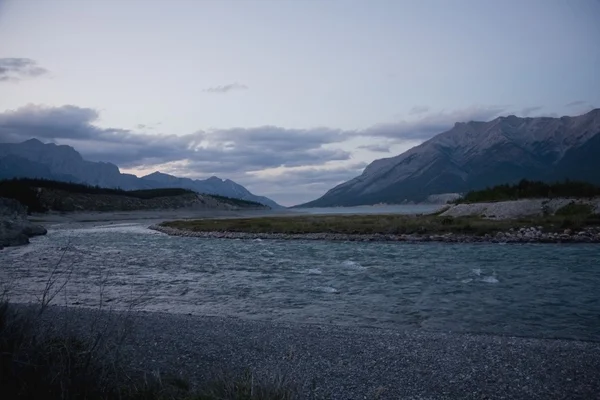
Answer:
[
  {"xmin": 152, "ymin": 212, "xmax": 600, "ymax": 243},
  {"xmin": 15, "ymin": 304, "xmax": 600, "ymax": 400},
  {"xmin": 443, "ymin": 197, "xmax": 600, "ymax": 219},
  {"xmin": 0, "ymin": 197, "xmax": 47, "ymax": 249}
]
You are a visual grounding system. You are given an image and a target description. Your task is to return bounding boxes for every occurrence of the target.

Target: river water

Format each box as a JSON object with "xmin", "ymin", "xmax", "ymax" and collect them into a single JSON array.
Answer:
[{"xmin": 1, "ymin": 222, "xmax": 599, "ymax": 341}]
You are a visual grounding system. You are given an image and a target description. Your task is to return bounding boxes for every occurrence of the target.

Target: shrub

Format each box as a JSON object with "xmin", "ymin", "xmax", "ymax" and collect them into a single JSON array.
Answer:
[{"xmin": 555, "ymin": 203, "xmax": 594, "ymax": 216}]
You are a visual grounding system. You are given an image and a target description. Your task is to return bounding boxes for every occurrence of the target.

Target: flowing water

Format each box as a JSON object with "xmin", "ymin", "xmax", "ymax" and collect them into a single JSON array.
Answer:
[{"xmin": 1, "ymin": 222, "xmax": 599, "ymax": 341}]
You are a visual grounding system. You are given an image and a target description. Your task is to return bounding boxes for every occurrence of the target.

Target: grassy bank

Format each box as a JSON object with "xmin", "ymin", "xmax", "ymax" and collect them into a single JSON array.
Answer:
[{"xmin": 161, "ymin": 211, "xmax": 600, "ymax": 236}]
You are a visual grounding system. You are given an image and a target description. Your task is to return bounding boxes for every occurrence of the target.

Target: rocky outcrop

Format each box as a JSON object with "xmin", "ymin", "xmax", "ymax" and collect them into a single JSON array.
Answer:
[
  {"xmin": 298, "ymin": 109, "xmax": 600, "ymax": 207},
  {"xmin": 0, "ymin": 197, "xmax": 47, "ymax": 249}
]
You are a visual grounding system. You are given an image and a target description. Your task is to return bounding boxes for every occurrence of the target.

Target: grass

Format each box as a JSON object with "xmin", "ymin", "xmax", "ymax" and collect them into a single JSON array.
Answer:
[
  {"xmin": 555, "ymin": 203, "xmax": 594, "ymax": 216},
  {"xmin": 0, "ymin": 300, "xmax": 298, "ymax": 400},
  {"xmin": 0, "ymin": 252, "xmax": 296, "ymax": 400},
  {"xmin": 161, "ymin": 212, "xmax": 600, "ymax": 236}
]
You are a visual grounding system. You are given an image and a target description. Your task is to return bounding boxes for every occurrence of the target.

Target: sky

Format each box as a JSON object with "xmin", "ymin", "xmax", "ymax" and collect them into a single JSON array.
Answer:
[{"xmin": 0, "ymin": 0, "xmax": 599, "ymax": 206}]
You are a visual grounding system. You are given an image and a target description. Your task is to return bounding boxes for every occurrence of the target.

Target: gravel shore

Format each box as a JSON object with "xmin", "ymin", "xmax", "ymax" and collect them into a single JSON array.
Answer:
[
  {"xmin": 151, "ymin": 224, "xmax": 600, "ymax": 244},
  {"xmin": 441, "ymin": 198, "xmax": 600, "ymax": 219},
  {"xmin": 31, "ymin": 305, "xmax": 600, "ymax": 400}
]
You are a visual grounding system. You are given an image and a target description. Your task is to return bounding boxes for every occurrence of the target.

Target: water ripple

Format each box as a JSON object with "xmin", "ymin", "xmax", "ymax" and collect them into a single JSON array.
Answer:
[{"xmin": 1, "ymin": 222, "xmax": 599, "ymax": 341}]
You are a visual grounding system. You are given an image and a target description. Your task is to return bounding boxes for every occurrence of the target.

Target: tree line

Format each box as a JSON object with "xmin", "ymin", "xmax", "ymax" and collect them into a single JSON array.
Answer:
[{"xmin": 458, "ymin": 179, "xmax": 600, "ymax": 203}]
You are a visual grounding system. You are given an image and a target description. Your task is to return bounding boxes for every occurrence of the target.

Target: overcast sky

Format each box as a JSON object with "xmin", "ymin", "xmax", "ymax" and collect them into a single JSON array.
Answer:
[{"xmin": 1, "ymin": 0, "xmax": 599, "ymax": 205}]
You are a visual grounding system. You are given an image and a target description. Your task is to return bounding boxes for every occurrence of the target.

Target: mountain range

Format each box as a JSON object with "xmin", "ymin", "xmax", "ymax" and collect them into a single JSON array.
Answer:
[
  {"xmin": 299, "ymin": 108, "xmax": 600, "ymax": 207},
  {"xmin": 0, "ymin": 139, "xmax": 282, "ymax": 208}
]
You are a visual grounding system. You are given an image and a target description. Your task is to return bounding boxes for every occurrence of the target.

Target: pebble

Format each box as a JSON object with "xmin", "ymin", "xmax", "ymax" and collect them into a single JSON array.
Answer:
[{"xmin": 149, "ymin": 225, "xmax": 600, "ymax": 244}]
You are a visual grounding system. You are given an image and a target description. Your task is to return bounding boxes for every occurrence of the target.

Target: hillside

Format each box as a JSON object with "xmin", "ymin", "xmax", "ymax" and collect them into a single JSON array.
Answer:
[
  {"xmin": 298, "ymin": 109, "xmax": 600, "ymax": 207},
  {"xmin": 0, "ymin": 139, "xmax": 283, "ymax": 208},
  {"xmin": 0, "ymin": 179, "xmax": 268, "ymax": 213}
]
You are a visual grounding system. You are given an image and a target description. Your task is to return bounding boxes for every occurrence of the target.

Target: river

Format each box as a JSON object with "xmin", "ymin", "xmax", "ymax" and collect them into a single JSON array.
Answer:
[{"xmin": 1, "ymin": 221, "xmax": 599, "ymax": 341}]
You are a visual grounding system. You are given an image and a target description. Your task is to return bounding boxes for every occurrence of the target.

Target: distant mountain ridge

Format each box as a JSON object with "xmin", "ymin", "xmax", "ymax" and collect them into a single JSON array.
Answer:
[
  {"xmin": 139, "ymin": 171, "xmax": 280, "ymax": 209},
  {"xmin": 298, "ymin": 109, "xmax": 600, "ymax": 207},
  {"xmin": 0, "ymin": 139, "xmax": 282, "ymax": 208}
]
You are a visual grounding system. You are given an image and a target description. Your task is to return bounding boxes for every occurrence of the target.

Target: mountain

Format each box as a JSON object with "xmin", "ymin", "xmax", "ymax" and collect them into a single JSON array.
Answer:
[
  {"xmin": 0, "ymin": 154, "xmax": 79, "ymax": 182},
  {"xmin": 140, "ymin": 172, "xmax": 281, "ymax": 209},
  {"xmin": 0, "ymin": 139, "xmax": 145, "ymax": 188},
  {"xmin": 0, "ymin": 139, "xmax": 282, "ymax": 208},
  {"xmin": 298, "ymin": 109, "xmax": 600, "ymax": 207}
]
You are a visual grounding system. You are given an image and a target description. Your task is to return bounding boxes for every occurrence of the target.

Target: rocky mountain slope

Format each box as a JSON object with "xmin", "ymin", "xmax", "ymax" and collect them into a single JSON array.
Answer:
[
  {"xmin": 0, "ymin": 139, "xmax": 282, "ymax": 208},
  {"xmin": 299, "ymin": 109, "xmax": 600, "ymax": 207},
  {"xmin": 0, "ymin": 197, "xmax": 46, "ymax": 249}
]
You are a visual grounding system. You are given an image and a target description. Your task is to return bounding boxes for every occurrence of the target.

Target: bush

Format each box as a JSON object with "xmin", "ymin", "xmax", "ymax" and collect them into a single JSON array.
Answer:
[{"xmin": 555, "ymin": 203, "xmax": 594, "ymax": 216}]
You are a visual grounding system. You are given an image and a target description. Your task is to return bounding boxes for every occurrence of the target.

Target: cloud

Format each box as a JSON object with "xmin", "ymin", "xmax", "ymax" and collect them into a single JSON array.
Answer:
[
  {"xmin": 359, "ymin": 106, "xmax": 506, "ymax": 141},
  {"xmin": 203, "ymin": 82, "xmax": 248, "ymax": 93},
  {"xmin": 565, "ymin": 100, "xmax": 586, "ymax": 107},
  {"xmin": 0, "ymin": 103, "xmax": 516, "ymax": 204},
  {"xmin": 0, "ymin": 104, "xmax": 351, "ymax": 175},
  {"xmin": 0, "ymin": 58, "xmax": 48, "ymax": 82},
  {"xmin": 519, "ymin": 106, "xmax": 543, "ymax": 117},
  {"xmin": 409, "ymin": 105, "xmax": 430, "ymax": 115},
  {"xmin": 135, "ymin": 122, "xmax": 161, "ymax": 130},
  {"xmin": 358, "ymin": 143, "xmax": 390, "ymax": 153},
  {"xmin": 237, "ymin": 162, "xmax": 369, "ymax": 205}
]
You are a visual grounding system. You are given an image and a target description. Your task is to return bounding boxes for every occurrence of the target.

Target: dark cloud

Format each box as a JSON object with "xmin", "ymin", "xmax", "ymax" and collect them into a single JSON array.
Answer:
[
  {"xmin": 358, "ymin": 143, "xmax": 390, "ymax": 153},
  {"xmin": 203, "ymin": 82, "xmax": 248, "ymax": 93},
  {"xmin": 0, "ymin": 104, "xmax": 511, "ymax": 177},
  {"xmin": 360, "ymin": 106, "xmax": 506, "ymax": 140},
  {"xmin": 0, "ymin": 105, "xmax": 350, "ymax": 175},
  {"xmin": 519, "ymin": 106, "xmax": 543, "ymax": 117},
  {"xmin": 0, "ymin": 58, "xmax": 48, "ymax": 82},
  {"xmin": 565, "ymin": 100, "xmax": 586, "ymax": 107}
]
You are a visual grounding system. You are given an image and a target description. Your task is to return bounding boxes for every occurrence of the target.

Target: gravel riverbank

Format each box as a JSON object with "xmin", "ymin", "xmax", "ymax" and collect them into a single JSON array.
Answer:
[
  {"xmin": 150, "ymin": 224, "xmax": 600, "ymax": 243},
  {"xmin": 441, "ymin": 198, "xmax": 600, "ymax": 219},
  {"xmin": 28, "ymin": 305, "xmax": 600, "ymax": 400}
]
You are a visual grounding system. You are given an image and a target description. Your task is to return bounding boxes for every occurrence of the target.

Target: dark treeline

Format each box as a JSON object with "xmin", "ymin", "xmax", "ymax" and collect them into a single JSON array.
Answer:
[
  {"xmin": 458, "ymin": 179, "xmax": 600, "ymax": 203},
  {"xmin": 0, "ymin": 178, "xmax": 195, "ymax": 213}
]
